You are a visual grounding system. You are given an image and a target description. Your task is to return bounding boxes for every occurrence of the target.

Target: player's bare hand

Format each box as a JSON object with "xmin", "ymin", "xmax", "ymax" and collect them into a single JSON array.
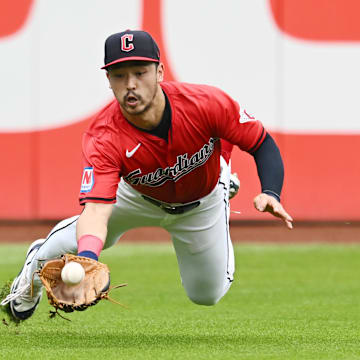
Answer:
[{"xmin": 253, "ymin": 193, "xmax": 293, "ymax": 229}]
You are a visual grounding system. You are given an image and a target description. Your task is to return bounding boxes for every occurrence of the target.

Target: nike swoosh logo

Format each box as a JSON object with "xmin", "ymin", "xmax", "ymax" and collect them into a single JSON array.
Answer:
[{"xmin": 126, "ymin": 143, "xmax": 141, "ymax": 158}]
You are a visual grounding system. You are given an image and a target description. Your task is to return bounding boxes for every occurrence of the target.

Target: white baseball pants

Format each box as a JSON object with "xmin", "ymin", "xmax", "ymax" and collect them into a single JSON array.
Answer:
[{"xmin": 29, "ymin": 158, "xmax": 235, "ymax": 305}]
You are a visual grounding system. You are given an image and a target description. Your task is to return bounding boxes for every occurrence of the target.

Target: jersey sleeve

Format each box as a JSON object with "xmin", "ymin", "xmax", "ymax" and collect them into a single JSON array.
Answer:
[
  {"xmin": 208, "ymin": 88, "xmax": 266, "ymax": 153},
  {"xmin": 79, "ymin": 133, "xmax": 121, "ymax": 205}
]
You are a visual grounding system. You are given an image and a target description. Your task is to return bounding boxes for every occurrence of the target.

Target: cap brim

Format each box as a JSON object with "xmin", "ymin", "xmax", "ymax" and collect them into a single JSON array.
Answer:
[{"xmin": 101, "ymin": 56, "xmax": 159, "ymax": 69}]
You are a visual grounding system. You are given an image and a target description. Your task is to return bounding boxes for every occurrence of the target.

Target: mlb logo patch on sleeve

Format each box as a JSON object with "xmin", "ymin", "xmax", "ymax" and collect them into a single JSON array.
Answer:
[{"xmin": 81, "ymin": 167, "xmax": 94, "ymax": 193}]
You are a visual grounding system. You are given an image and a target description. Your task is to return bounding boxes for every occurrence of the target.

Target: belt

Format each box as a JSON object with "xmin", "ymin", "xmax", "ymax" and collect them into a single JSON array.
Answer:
[{"xmin": 142, "ymin": 195, "xmax": 200, "ymax": 215}]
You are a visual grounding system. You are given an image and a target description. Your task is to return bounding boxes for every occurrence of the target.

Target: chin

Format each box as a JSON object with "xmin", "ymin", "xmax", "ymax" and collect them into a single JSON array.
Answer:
[
  {"xmin": 125, "ymin": 107, "xmax": 146, "ymax": 117},
  {"xmin": 129, "ymin": 106, "xmax": 145, "ymax": 115}
]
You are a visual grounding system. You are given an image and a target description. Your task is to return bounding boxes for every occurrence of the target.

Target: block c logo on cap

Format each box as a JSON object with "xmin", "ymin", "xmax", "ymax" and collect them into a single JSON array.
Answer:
[{"xmin": 121, "ymin": 34, "xmax": 134, "ymax": 52}]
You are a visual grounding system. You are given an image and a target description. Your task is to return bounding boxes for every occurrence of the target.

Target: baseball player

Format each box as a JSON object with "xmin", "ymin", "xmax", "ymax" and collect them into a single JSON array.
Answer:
[{"xmin": 2, "ymin": 30, "xmax": 292, "ymax": 321}]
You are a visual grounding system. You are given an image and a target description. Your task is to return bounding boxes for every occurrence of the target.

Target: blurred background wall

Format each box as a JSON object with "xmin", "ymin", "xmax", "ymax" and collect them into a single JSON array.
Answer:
[{"xmin": 0, "ymin": 0, "xmax": 359, "ymax": 221}]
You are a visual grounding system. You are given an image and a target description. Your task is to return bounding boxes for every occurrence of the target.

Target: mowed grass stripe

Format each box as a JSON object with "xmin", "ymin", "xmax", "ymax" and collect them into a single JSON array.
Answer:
[{"xmin": 0, "ymin": 243, "xmax": 360, "ymax": 360}]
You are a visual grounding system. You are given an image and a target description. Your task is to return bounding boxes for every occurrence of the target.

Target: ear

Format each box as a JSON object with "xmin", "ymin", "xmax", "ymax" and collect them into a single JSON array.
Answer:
[
  {"xmin": 157, "ymin": 63, "xmax": 164, "ymax": 82},
  {"xmin": 106, "ymin": 72, "xmax": 112, "ymax": 89}
]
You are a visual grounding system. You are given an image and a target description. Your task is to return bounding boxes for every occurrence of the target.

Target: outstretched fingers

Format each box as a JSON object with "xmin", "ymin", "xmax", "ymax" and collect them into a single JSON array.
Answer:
[
  {"xmin": 270, "ymin": 203, "xmax": 293, "ymax": 229},
  {"xmin": 254, "ymin": 193, "xmax": 293, "ymax": 229}
]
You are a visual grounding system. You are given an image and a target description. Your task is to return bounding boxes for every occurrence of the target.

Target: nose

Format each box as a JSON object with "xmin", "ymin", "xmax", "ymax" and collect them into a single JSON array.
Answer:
[{"xmin": 126, "ymin": 74, "xmax": 136, "ymax": 90}]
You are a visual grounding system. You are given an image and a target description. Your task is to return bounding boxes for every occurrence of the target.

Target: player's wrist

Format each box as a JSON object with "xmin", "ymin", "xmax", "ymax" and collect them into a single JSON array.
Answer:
[
  {"xmin": 262, "ymin": 190, "xmax": 281, "ymax": 202},
  {"xmin": 77, "ymin": 234, "xmax": 104, "ymax": 260},
  {"xmin": 78, "ymin": 250, "xmax": 98, "ymax": 261}
]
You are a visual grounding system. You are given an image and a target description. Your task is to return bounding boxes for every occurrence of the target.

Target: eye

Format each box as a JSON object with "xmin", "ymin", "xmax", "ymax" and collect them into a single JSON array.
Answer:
[{"xmin": 136, "ymin": 71, "xmax": 146, "ymax": 77}]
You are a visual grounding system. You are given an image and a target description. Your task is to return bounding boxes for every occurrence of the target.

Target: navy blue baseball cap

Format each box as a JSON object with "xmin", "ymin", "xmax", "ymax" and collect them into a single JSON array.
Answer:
[{"xmin": 101, "ymin": 30, "xmax": 160, "ymax": 69}]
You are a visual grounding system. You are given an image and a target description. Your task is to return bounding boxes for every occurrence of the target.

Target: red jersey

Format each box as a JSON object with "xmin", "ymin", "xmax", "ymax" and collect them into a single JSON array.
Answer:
[{"xmin": 79, "ymin": 82, "xmax": 266, "ymax": 205}]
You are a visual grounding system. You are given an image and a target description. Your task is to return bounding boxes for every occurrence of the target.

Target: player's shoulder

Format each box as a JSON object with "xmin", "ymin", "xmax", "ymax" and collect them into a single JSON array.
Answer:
[
  {"xmin": 82, "ymin": 99, "xmax": 125, "ymax": 159},
  {"xmin": 161, "ymin": 81, "xmax": 238, "ymax": 116},
  {"xmin": 161, "ymin": 81, "xmax": 226, "ymax": 100},
  {"xmin": 85, "ymin": 99, "xmax": 121, "ymax": 138}
]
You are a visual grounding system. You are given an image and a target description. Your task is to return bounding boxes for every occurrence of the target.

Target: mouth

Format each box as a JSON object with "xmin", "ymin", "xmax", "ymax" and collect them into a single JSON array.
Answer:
[{"xmin": 125, "ymin": 93, "xmax": 139, "ymax": 107}]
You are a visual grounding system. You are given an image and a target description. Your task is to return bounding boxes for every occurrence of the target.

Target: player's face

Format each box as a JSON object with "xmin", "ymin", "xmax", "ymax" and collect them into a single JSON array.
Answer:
[{"xmin": 107, "ymin": 62, "xmax": 163, "ymax": 117}]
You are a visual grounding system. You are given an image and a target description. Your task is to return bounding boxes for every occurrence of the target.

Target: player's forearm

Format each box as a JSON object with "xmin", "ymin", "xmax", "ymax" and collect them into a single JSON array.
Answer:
[
  {"xmin": 252, "ymin": 133, "xmax": 284, "ymax": 202},
  {"xmin": 76, "ymin": 202, "xmax": 113, "ymax": 244}
]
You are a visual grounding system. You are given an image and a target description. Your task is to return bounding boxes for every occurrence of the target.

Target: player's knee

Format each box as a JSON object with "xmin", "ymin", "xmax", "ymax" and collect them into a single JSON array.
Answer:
[{"xmin": 187, "ymin": 291, "xmax": 223, "ymax": 306}]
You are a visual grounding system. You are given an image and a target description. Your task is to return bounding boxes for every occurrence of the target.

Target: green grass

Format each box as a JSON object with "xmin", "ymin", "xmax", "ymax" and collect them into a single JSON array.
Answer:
[{"xmin": 1, "ymin": 243, "xmax": 360, "ymax": 360}]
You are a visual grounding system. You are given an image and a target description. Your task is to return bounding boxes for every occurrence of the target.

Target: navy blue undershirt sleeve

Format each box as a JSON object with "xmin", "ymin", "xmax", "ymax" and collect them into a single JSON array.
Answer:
[
  {"xmin": 251, "ymin": 133, "xmax": 284, "ymax": 202},
  {"xmin": 78, "ymin": 250, "xmax": 98, "ymax": 261}
]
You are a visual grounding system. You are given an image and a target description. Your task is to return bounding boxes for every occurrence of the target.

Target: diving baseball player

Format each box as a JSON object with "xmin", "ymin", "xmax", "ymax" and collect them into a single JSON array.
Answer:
[{"xmin": 1, "ymin": 30, "xmax": 292, "ymax": 320}]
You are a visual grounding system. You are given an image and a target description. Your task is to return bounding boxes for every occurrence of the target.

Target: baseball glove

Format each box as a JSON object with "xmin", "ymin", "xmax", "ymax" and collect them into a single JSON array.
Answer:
[{"xmin": 37, "ymin": 254, "xmax": 126, "ymax": 317}]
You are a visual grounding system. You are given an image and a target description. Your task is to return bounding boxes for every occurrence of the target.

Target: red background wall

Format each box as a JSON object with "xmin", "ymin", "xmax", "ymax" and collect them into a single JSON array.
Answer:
[{"xmin": 0, "ymin": 0, "xmax": 359, "ymax": 221}]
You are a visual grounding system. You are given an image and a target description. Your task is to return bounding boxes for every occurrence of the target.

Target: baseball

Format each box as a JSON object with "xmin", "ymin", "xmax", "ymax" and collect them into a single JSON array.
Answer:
[{"xmin": 61, "ymin": 261, "xmax": 85, "ymax": 286}]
